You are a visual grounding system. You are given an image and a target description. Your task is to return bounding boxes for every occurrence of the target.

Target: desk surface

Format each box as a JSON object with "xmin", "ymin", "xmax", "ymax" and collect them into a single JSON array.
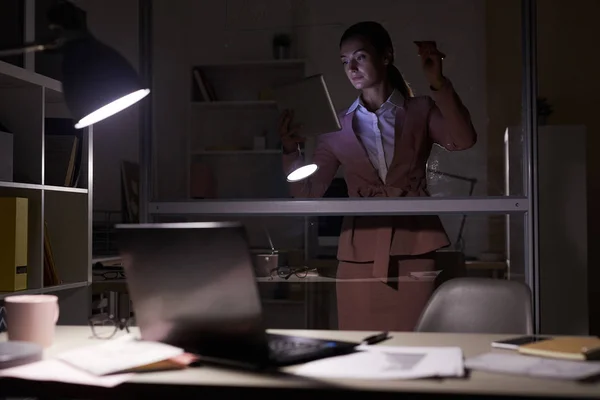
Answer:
[
  {"xmin": 2, "ymin": 326, "xmax": 599, "ymax": 399},
  {"xmin": 93, "ymin": 272, "xmax": 436, "ymax": 284}
]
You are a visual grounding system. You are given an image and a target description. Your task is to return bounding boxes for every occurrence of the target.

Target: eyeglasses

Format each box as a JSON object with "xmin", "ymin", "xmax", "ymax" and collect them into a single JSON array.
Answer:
[
  {"xmin": 270, "ymin": 266, "xmax": 310, "ymax": 280},
  {"xmin": 101, "ymin": 271, "xmax": 126, "ymax": 280},
  {"xmin": 93, "ymin": 271, "xmax": 126, "ymax": 280},
  {"xmin": 89, "ymin": 313, "xmax": 132, "ymax": 339}
]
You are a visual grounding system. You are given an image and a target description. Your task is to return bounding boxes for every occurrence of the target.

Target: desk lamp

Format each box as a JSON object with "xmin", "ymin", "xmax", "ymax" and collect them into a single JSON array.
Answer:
[
  {"xmin": 0, "ymin": 0, "xmax": 150, "ymax": 129},
  {"xmin": 286, "ymin": 143, "xmax": 318, "ymax": 182}
]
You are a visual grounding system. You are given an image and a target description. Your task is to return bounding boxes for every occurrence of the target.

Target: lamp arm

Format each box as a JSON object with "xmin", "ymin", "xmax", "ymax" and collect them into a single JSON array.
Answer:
[
  {"xmin": 0, "ymin": 0, "xmax": 90, "ymax": 59},
  {"xmin": 0, "ymin": 39, "xmax": 63, "ymax": 58}
]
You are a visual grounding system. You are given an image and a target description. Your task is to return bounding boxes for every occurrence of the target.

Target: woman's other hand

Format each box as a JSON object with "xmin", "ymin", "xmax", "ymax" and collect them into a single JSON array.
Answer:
[
  {"xmin": 415, "ymin": 41, "xmax": 446, "ymax": 90},
  {"xmin": 278, "ymin": 109, "xmax": 305, "ymax": 153}
]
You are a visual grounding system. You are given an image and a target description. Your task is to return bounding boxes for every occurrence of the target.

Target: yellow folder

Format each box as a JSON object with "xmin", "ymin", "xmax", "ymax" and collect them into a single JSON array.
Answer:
[
  {"xmin": 0, "ymin": 197, "xmax": 28, "ymax": 292},
  {"xmin": 518, "ymin": 336, "xmax": 600, "ymax": 361}
]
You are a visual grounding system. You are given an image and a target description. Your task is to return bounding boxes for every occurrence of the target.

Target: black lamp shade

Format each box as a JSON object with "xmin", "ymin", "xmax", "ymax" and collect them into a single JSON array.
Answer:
[{"xmin": 61, "ymin": 35, "xmax": 149, "ymax": 129}]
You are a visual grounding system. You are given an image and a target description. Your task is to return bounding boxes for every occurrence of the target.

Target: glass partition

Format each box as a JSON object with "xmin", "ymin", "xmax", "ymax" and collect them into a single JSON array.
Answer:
[
  {"xmin": 151, "ymin": 213, "xmax": 525, "ymax": 330},
  {"xmin": 146, "ymin": 0, "xmax": 541, "ymax": 331},
  {"xmin": 151, "ymin": 0, "xmax": 526, "ymax": 202}
]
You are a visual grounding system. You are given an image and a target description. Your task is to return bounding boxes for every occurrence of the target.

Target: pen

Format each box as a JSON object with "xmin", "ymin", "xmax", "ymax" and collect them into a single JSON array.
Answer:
[{"xmin": 361, "ymin": 331, "xmax": 391, "ymax": 345}]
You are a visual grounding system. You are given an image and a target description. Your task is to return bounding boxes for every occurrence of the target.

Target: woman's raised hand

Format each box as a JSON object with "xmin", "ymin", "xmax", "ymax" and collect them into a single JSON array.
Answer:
[{"xmin": 278, "ymin": 109, "xmax": 305, "ymax": 153}]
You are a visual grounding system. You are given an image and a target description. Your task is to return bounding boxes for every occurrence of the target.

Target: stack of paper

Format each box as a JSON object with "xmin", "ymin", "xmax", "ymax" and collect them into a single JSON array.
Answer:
[
  {"xmin": 56, "ymin": 335, "xmax": 187, "ymax": 375},
  {"xmin": 291, "ymin": 345, "xmax": 464, "ymax": 380},
  {"xmin": 0, "ymin": 335, "xmax": 196, "ymax": 388},
  {"xmin": 0, "ymin": 359, "xmax": 133, "ymax": 388},
  {"xmin": 466, "ymin": 352, "xmax": 600, "ymax": 380}
]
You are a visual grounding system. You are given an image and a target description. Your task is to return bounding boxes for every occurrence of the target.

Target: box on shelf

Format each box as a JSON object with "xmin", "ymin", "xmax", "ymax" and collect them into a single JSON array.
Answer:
[
  {"xmin": 0, "ymin": 131, "xmax": 13, "ymax": 182},
  {"xmin": 0, "ymin": 197, "xmax": 28, "ymax": 292}
]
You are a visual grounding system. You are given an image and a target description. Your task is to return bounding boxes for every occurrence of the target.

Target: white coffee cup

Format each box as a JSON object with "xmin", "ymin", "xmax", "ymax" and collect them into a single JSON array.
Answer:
[{"xmin": 4, "ymin": 294, "xmax": 60, "ymax": 348}]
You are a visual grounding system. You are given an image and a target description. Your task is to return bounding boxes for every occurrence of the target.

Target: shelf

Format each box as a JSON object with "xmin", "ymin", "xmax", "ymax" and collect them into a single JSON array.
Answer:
[
  {"xmin": 0, "ymin": 181, "xmax": 88, "ymax": 193},
  {"xmin": 0, "ymin": 281, "xmax": 89, "ymax": 300},
  {"xmin": 197, "ymin": 59, "xmax": 305, "ymax": 68},
  {"xmin": 0, "ymin": 181, "xmax": 43, "ymax": 190},
  {"xmin": 43, "ymin": 185, "xmax": 88, "ymax": 194},
  {"xmin": 192, "ymin": 100, "xmax": 276, "ymax": 108},
  {"xmin": 0, "ymin": 60, "xmax": 62, "ymax": 93},
  {"xmin": 192, "ymin": 150, "xmax": 282, "ymax": 156},
  {"xmin": 42, "ymin": 281, "xmax": 89, "ymax": 293},
  {"xmin": 0, "ymin": 288, "xmax": 44, "ymax": 300}
]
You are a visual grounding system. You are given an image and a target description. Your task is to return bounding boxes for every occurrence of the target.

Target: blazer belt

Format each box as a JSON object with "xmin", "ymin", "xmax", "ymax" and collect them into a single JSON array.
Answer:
[{"xmin": 356, "ymin": 184, "xmax": 410, "ymax": 284}]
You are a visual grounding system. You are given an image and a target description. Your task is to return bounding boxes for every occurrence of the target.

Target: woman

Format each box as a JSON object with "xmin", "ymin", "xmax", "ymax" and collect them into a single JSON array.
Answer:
[{"xmin": 279, "ymin": 21, "xmax": 477, "ymax": 331}]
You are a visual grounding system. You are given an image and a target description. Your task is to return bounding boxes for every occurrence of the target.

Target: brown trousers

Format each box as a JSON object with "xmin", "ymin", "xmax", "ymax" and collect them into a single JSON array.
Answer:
[{"xmin": 336, "ymin": 253, "xmax": 439, "ymax": 332}]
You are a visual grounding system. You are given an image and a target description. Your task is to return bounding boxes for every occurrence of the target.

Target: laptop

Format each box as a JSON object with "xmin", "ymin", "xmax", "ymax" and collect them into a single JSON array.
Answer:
[
  {"xmin": 273, "ymin": 74, "xmax": 342, "ymax": 137},
  {"xmin": 114, "ymin": 221, "xmax": 358, "ymax": 369}
]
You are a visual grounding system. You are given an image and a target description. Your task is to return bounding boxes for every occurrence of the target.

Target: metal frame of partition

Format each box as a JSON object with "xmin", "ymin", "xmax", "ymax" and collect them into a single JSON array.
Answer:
[
  {"xmin": 138, "ymin": 0, "xmax": 539, "ymax": 332},
  {"xmin": 521, "ymin": 0, "xmax": 540, "ymax": 335},
  {"xmin": 148, "ymin": 198, "xmax": 529, "ymax": 216},
  {"xmin": 138, "ymin": 0, "xmax": 152, "ymax": 224}
]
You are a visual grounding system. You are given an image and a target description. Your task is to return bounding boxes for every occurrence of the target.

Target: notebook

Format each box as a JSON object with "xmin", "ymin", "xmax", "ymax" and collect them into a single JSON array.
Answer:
[
  {"xmin": 518, "ymin": 336, "xmax": 600, "ymax": 361},
  {"xmin": 272, "ymin": 74, "xmax": 341, "ymax": 137}
]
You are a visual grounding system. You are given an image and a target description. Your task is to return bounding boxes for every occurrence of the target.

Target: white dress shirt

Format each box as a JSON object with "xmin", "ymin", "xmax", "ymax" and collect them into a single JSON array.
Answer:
[{"xmin": 346, "ymin": 90, "xmax": 404, "ymax": 183}]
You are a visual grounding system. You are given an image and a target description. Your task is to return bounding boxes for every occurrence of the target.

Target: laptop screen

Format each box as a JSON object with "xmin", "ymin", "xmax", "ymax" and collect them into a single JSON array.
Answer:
[{"xmin": 115, "ymin": 222, "xmax": 271, "ymax": 366}]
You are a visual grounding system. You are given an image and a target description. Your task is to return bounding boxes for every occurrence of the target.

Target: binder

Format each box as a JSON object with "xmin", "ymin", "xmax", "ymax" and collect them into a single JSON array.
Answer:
[{"xmin": 0, "ymin": 197, "xmax": 28, "ymax": 292}]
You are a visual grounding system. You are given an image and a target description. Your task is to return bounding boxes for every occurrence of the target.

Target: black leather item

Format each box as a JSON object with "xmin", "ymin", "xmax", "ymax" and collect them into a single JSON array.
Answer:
[{"xmin": 415, "ymin": 277, "xmax": 534, "ymax": 334}]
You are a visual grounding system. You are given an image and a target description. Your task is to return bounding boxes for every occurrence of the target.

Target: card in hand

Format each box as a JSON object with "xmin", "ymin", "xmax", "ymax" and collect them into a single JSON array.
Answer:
[{"xmin": 414, "ymin": 41, "xmax": 446, "ymax": 59}]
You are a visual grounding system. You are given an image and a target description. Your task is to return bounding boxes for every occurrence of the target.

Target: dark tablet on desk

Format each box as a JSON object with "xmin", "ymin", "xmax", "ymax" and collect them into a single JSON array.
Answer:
[
  {"xmin": 491, "ymin": 335, "xmax": 552, "ymax": 350},
  {"xmin": 273, "ymin": 74, "xmax": 342, "ymax": 137}
]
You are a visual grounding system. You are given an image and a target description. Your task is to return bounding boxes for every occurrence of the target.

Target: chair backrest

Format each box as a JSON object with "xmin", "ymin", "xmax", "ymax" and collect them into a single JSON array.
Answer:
[{"xmin": 415, "ymin": 277, "xmax": 534, "ymax": 334}]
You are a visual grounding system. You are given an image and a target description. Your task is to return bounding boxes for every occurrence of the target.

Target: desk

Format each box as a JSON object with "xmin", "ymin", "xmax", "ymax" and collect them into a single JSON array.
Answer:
[
  {"xmin": 2, "ymin": 326, "xmax": 599, "ymax": 399},
  {"xmin": 465, "ymin": 261, "xmax": 507, "ymax": 279}
]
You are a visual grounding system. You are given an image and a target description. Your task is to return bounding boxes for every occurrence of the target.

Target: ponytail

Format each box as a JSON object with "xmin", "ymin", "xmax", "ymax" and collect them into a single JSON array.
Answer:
[{"xmin": 388, "ymin": 64, "xmax": 413, "ymax": 98}]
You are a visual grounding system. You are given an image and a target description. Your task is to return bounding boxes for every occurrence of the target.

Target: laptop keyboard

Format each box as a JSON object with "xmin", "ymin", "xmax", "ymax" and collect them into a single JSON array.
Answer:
[{"xmin": 267, "ymin": 334, "xmax": 337, "ymax": 358}]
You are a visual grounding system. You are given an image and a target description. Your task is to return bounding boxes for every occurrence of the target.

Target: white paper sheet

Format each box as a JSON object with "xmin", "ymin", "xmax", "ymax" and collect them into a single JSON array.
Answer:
[
  {"xmin": 0, "ymin": 359, "xmax": 132, "ymax": 388},
  {"xmin": 466, "ymin": 352, "xmax": 600, "ymax": 380},
  {"xmin": 55, "ymin": 334, "xmax": 184, "ymax": 376},
  {"xmin": 291, "ymin": 345, "xmax": 464, "ymax": 380},
  {"xmin": 408, "ymin": 270, "xmax": 442, "ymax": 279}
]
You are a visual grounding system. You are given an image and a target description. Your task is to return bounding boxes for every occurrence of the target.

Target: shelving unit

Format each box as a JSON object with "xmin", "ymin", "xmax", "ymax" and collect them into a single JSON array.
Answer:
[
  {"xmin": 0, "ymin": 59, "xmax": 92, "ymax": 325},
  {"xmin": 188, "ymin": 59, "xmax": 306, "ymax": 200},
  {"xmin": 184, "ymin": 59, "xmax": 315, "ymax": 327}
]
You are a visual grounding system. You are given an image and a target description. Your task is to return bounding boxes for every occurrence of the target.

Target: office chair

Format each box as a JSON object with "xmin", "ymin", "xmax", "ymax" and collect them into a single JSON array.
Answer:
[{"xmin": 415, "ymin": 277, "xmax": 534, "ymax": 334}]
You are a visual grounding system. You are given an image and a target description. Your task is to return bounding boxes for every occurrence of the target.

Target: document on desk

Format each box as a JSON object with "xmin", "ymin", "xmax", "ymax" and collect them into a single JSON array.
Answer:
[
  {"xmin": 0, "ymin": 359, "xmax": 133, "ymax": 388},
  {"xmin": 292, "ymin": 345, "xmax": 464, "ymax": 380},
  {"xmin": 466, "ymin": 352, "xmax": 600, "ymax": 380},
  {"xmin": 55, "ymin": 334, "xmax": 186, "ymax": 376}
]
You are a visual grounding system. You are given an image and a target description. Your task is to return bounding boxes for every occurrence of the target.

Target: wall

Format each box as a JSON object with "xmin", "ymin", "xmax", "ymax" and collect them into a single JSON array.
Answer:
[
  {"xmin": 536, "ymin": 0, "xmax": 600, "ymax": 335},
  {"xmin": 0, "ymin": 0, "xmax": 24, "ymax": 68},
  {"xmin": 68, "ymin": 0, "xmax": 141, "ymax": 215},
  {"xmin": 152, "ymin": 0, "xmax": 490, "ymax": 257},
  {"xmin": 484, "ymin": 0, "xmax": 521, "ymax": 258},
  {"xmin": 485, "ymin": 0, "xmax": 600, "ymax": 334}
]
